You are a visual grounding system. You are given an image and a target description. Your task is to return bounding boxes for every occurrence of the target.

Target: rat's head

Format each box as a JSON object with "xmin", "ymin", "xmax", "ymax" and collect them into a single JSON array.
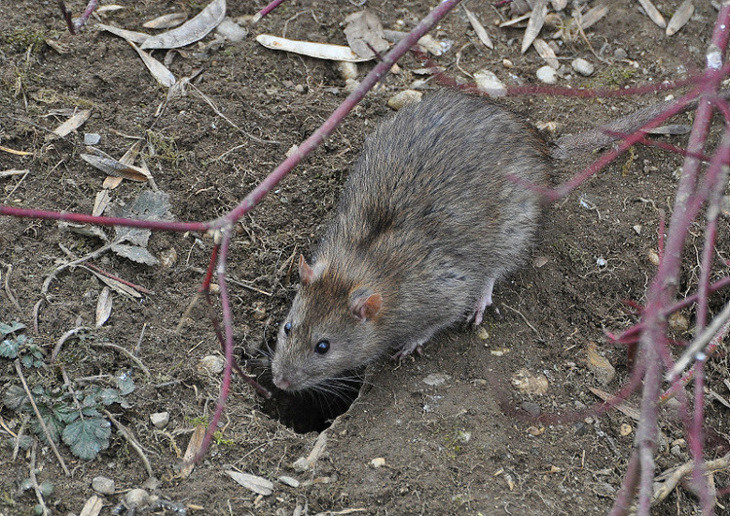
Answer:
[{"xmin": 271, "ymin": 255, "xmax": 383, "ymax": 392}]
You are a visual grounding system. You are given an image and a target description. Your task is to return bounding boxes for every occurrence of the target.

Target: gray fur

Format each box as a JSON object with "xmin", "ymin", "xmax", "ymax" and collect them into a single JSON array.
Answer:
[{"xmin": 271, "ymin": 90, "xmax": 550, "ymax": 391}]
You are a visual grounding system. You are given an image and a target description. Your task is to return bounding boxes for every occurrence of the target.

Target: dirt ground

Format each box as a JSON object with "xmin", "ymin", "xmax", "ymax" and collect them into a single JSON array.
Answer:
[{"xmin": 1, "ymin": 0, "xmax": 730, "ymax": 514}]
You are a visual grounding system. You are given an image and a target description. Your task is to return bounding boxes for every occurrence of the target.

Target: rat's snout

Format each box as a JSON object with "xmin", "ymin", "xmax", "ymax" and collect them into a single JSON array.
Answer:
[{"xmin": 273, "ymin": 375, "xmax": 292, "ymax": 391}]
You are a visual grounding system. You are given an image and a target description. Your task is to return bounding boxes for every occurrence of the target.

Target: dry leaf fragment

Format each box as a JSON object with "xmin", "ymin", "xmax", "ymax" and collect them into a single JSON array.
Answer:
[
  {"xmin": 143, "ymin": 13, "xmax": 188, "ymax": 30},
  {"xmin": 464, "ymin": 8, "xmax": 493, "ymax": 49},
  {"xmin": 344, "ymin": 10, "xmax": 389, "ymax": 59},
  {"xmin": 141, "ymin": 0, "xmax": 226, "ymax": 50},
  {"xmin": 256, "ymin": 34, "xmax": 370, "ymax": 62},
  {"xmin": 79, "ymin": 495, "xmax": 104, "ymax": 516},
  {"xmin": 95, "ymin": 287, "xmax": 113, "ymax": 327},
  {"xmin": 92, "ymin": 273, "xmax": 143, "ymax": 299},
  {"xmin": 96, "ymin": 23, "xmax": 150, "ymax": 44},
  {"xmin": 81, "ymin": 148, "xmax": 150, "ymax": 182},
  {"xmin": 179, "ymin": 423, "xmax": 206, "ymax": 478},
  {"xmin": 533, "ymin": 38, "xmax": 558, "ymax": 69},
  {"xmin": 128, "ymin": 41, "xmax": 176, "ymax": 87},
  {"xmin": 522, "ymin": 0, "xmax": 548, "ymax": 54},
  {"xmin": 589, "ymin": 387, "xmax": 641, "ymax": 420},
  {"xmin": 226, "ymin": 471, "xmax": 274, "ymax": 496},
  {"xmin": 93, "ymin": 190, "xmax": 112, "ymax": 217},
  {"xmin": 666, "ymin": 0, "xmax": 694, "ymax": 36},
  {"xmin": 47, "ymin": 109, "xmax": 91, "ymax": 140},
  {"xmin": 637, "ymin": 0, "xmax": 666, "ymax": 28}
]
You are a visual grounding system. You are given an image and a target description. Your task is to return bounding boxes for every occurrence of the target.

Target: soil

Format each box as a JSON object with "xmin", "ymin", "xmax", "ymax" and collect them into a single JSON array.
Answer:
[{"xmin": 1, "ymin": 1, "xmax": 730, "ymax": 515}]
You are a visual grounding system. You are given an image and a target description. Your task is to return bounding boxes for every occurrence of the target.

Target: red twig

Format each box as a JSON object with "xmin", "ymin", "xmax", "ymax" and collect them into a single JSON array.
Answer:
[{"xmin": 253, "ymin": 0, "xmax": 287, "ymax": 22}]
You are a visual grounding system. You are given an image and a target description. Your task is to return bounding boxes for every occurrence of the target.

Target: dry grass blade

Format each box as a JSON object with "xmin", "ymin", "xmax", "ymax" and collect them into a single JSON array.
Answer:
[
  {"xmin": 666, "ymin": 0, "xmax": 694, "ymax": 36},
  {"xmin": 637, "ymin": 0, "xmax": 666, "ymax": 28},
  {"xmin": 464, "ymin": 7, "xmax": 493, "ymax": 49},
  {"xmin": 533, "ymin": 38, "xmax": 558, "ymax": 68},
  {"xmin": 140, "ymin": 0, "xmax": 225, "ymax": 50},
  {"xmin": 522, "ymin": 0, "xmax": 548, "ymax": 54},
  {"xmin": 128, "ymin": 41, "xmax": 176, "ymax": 87},
  {"xmin": 0, "ymin": 169, "xmax": 29, "ymax": 178},
  {"xmin": 500, "ymin": 13, "xmax": 530, "ymax": 28}
]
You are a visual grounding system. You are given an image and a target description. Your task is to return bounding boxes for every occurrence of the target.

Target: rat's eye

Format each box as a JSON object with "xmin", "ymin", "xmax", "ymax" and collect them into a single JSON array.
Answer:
[
  {"xmin": 314, "ymin": 340, "xmax": 330, "ymax": 355},
  {"xmin": 283, "ymin": 322, "xmax": 292, "ymax": 335}
]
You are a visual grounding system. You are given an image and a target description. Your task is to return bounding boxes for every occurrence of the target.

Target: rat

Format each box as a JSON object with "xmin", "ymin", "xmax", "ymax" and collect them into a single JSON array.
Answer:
[{"xmin": 270, "ymin": 89, "xmax": 550, "ymax": 392}]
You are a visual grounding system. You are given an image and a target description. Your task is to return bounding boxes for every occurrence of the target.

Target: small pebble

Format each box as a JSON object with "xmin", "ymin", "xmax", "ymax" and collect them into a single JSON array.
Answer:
[
  {"xmin": 536, "ymin": 65, "xmax": 557, "ymax": 84},
  {"xmin": 614, "ymin": 48, "xmax": 628, "ymax": 60},
  {"xmin": 422, "ymin": 373, "xmax": 451, "ymax": 386},
  {"xmin": 619, "ymin": 424, "xmax": 632, "ymax": 436},
  {"xmin": 648, "ymin": 250, "xmax": 660, "ymax": 266},
  {"xmin": 473, "ymin": 69, "xmax": 506, "ymax": 96},
  {"xmin": 502, "ymin": 58, "xmax": 513, "ymax": 68},
  {"xmin": 125, "ymin": 489, "xmax": 151, "ymax": 509},
  {"xmin": 371, "ymin": 457, "xmax": 386, "ymax": 468},
  {"xmin": 476, "ymin": 326, "xmax": 489, "ymax": 340},
  {"xmin": 668, "ymin": 311, "xmax": 689, "ymax": 332},
  {"xmin": 572, "ymin": 58, "xmax": 595, "ymax": 76},
  {"xmin": 387, "ymin": 90, "xmax": 422, "ymax": 110},
  {"xmin": 150, "ymin": 412, "xmax": 169, "ymax": 429},
  {"xmin": 521, "ymin": 402, "xmax": 542, "ymax": 417},
  {"xmin": 278, "ymin": 475, "xmax": 300, "ymax": 488},
  {"xmin": 198, "ymin": 355, "xmax": 225, "ymax": 375},
  {"xmin": 632, "ymin": 225, "xmax": 642, "ymax": 235},
  {"xmin": 159, "ymin": 248, "xmax": 177, "ymax": 268},
  {"xmin": 91, "ymin": 476, "xmax": 115, "ymax": 495},
  {"xmin": 337, "ymin": 61, "xmax": 358, "ymax": 81},
  {"xmin": 84, "ymin": 133, "xmax": 101, "ymax": 145},
  {"xmin": 215, "ymin": 18, "xmax": 248, "ymax": 42},
  {"xmin": 252, "ymin": 301, "xmax": 267, "ymax": 320}
]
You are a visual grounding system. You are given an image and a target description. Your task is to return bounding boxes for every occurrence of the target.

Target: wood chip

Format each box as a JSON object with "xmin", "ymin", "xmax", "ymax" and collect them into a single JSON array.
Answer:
[
  {"xmin": 464, "ymin": 7, "xmax": 493, "ymax": 49},
  {"xmin": 48, "ymin": 109, "xmax": 91, "ymax": 140},
  {"xmin": 226, "ymin": 471, "xmax": 274, "ymax": 496},
  {"xmin": 522, "ymin": 0, "xmax": 548, "ymax": 54},
  {"xmin": 666, "ymin": 0, "xmax": 694, "ymax": 36},
  {"xmin": 637, "ymin": 0, "xmax": 666, "ymax": 28},
  {"xmin": 589, "ymin": 387, "xmax": 641, "ymax": 420},
  {"xmin": 533, "ymin": 38, "xmax": 558, "ymax": 69}
]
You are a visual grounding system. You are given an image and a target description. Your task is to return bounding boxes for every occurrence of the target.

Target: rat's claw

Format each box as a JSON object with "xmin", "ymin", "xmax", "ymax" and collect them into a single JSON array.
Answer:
[{"xmin": 392, "ymin": 343, "xmax": 424, "ymax": 361}]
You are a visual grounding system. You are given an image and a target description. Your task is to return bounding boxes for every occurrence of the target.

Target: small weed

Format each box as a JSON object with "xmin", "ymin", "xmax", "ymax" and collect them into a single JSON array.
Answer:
[{"xmin": 1, "ymin": 321, "xmax": 134, "ymax": 460}]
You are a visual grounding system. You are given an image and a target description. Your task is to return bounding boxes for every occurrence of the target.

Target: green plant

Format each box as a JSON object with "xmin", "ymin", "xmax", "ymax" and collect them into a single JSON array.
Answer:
[{"xmin": 0, "ymin": 322, "xmax": 44, "ymax": 368}]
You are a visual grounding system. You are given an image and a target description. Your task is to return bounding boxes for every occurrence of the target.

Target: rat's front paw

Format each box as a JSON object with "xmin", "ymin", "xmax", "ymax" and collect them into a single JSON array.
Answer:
[{"xmin": 392, "ymin": 341, "xmax": 424, "ymax": 361}]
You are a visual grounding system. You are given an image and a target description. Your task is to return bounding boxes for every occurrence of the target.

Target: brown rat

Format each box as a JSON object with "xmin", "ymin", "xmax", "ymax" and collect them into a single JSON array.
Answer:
[{"xmin": 271, "ymin": 90, "xmax": 550, "ymax": 392}]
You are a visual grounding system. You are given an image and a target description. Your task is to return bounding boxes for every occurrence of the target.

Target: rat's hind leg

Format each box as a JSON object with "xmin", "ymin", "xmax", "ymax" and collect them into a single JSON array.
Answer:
[{"xmin": 469, "ymin": 276, "xmax": 496, "ymax": 326}]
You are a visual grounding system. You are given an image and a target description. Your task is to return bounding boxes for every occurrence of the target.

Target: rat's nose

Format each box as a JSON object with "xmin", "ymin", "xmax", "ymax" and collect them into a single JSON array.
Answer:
[{"xmin": 273, "ymin": 376, "xmax": 292, "ymax": 391}]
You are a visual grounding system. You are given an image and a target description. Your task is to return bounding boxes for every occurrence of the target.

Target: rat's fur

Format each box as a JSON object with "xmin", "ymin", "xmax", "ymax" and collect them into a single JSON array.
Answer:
[{"xmin": 272, "ymin": 90, "xmax": 550, "ymax": 391}]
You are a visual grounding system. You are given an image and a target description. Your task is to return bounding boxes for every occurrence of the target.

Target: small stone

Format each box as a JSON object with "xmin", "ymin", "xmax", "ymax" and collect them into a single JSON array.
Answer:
[
  {"xmin": 648, "ymin": 250, "xmax": 660, "ymax": 266},
  {"xmin": 370, "ymin": 457, "xmax": 386, "ymax": 468},
  {"xmin": 216, "ymin": 18, "xmax": 248, "ymax": 42},
  {"xmin": 511, "ymin": 368, "xmax": 549, "ymax": 395},
  {"xmin": 502, "ymin": 59, "xmax": 513, "ymax": 68},
  {"xmin": 476, "ymin": 326, "xmax": 489, "ymax": 340},
  {"xmin": 92, "ymin": 476, "xmax": 115, "ymax": 495},
  {"xmin": 668, "ymin": 312, "xmax": 689, "ymax": 332},
  {"xmin": 633, "ymin": 225, "xmax": 642, "ymax": 235},
  {"xmin": 84, "ymin": 133, "xmax": 101, "ymax": 145},
  {"xmin": 387, "ymin": 90, "xmax": 422, "ymax": 110},
  {"xmin": 572, "ymin": 58, "xmax": 595, "ymax": 76},
  {"xmin": 252, "ymin": 301, "xmax": 267, "ymax": 320},
  {"xmin": 614, "ymin": 48, "xmax": 628, "ymax": 60},
  {"xmin": 473, "ymin": 69, "xmax": 506, "ymax": 96},
  {"xmin": 521, "ymin": 402, "xmax": 542, "ymax": 417},
  {"xmin": 198, "ymin": 355, "xmax": 225, "ymax": 375},
  {"xmin": 423, "ymin": 373, "xmax": 451, "ymax": 386},
  {"xmin": 536, "ymin": 65, "xmax": 557, "ymax": 84},
  {"xmin": 159, "ymin": 248, "xmax": 177, "ymax": 268},
  {"xmin": 619, "ymin": 424, "xmax": 632, "ymax": 436},
  {"xmin": 337, "ymin": 61, "xmax": 358, "ymax": 81},
  {"xmin": 150, "ymin": 412, "xmax": 169, "ymax": 429},
  {"xmin": 278, "ymin": 475, "xmax": 300, "ymax": 488},
  {"xmin": 125, "ymin": 489, "xmax": 151, "ymax": 508},
  {"xmin": 586, "ymin": 342, "xmax": 616, "ymax": 385}
]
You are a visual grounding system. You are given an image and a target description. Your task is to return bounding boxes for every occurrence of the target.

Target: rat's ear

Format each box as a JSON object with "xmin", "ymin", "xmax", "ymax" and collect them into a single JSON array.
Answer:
[
  {"xmin": 350, "ymin": 290, "xmax": 383, "ymax": 322},
  {"xmin": 299, "ymin": 254, "xmax": 316, "ymax": 286}
]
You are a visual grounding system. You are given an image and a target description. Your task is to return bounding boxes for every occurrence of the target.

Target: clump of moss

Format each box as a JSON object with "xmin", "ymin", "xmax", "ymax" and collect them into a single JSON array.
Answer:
[
  {"xmin": 590, "ymin": 65, "xmax": 638, "ymax": 89},
  {"xmin": 146, "ymin": 130, "xmax": 185, "ymax": 165},
  {"xmin": 6, "ymin": 28, "xmax": 47, "ymax": 53}
]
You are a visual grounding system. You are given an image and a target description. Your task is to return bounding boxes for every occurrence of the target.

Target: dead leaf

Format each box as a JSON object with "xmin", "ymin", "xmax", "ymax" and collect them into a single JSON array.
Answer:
[
  {"xmin": 344, "ymin": 10, "xmax": 389, "ymax": 59},
  {"xmin": 637, "ymin": 0, "xmax": 666, "ymax": 28},
  {"xmin": 108, "ymin": 190, "xmax": 172, "ymax": 266},
  {"xmin": 81, "ymin": 148, "xmax": 150, "ymax": 182},
  {"xmin": 666, "ymin": 0, "xmax": 694, "ymax": 36},
  {"xmin": 256, "ymin": 34, "xmax": 370, "ymax": 62},
  {"xmin": 95, "ymin": 287, "xmax": 113, "ymax": 327},
  {"xmin": 179, "ymin": 423, "xmax": 206, "ymax": 478},
  {"xmin": 96, "ymin": 23, "xmax": 150, "ymax": 44},
  {"xmin": 226, "ymin": 471, "xmax": 274, "ymax": 496},
  {"xmin": 79, "ymin": 494, "xmax": 104, "ymax": 516},
  {"xmin": 91, "ymin": 272, "xmax": 143, "ymax": 299},
  {"xmin": 464, "ymin": 7, "xmax": 493, "ymax": 49},
  {"xmin": 47, "ymin": 109, "xmax": 91, "ymax": 140},
  {"xmin": 522, "ymin": 0, "xmax": 548, "ymax": 53},
  {"xmin": 111, "ymin": 244, "xmax": 159, "ymax": 265},
  {"xmin": 93, "ymin": 190, "xmax": 111, "ymax": 217},
  {"xmin": 128, "ymin": 41, "xmax": 176, "ymax": 87},
  {"xmin": 141, "ymin": 0, "xmax": 226, "ymax": 50},
  {"xmin": 143, "ymin": 13, "xmax": 188, "ymax": 30},
  {"xmin": 589, "ymin": 387, "xmax": 641, "ymax": 420},
  {"xmin": 533, "ymin": 38, "xmax": 558, "ymax": 69}
]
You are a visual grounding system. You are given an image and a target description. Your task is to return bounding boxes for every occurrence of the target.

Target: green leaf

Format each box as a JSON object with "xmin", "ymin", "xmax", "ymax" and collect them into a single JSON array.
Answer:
[
  {"xmin": 115, "ymin": 373, "xmax": 136, "ymax": 395},
  {"xmin": 0, "ymin": 321, "xmax": 25, "ymax": 336},
  {"xmin": 99, "ymin": 388, "xmax": 121, "ymax": 405},
  {"xmin": 3, "ymin": 385, "xmax": 28, "ymax": 409},
  {"xmin": 20, "ymin": 354, "xmax": 34, "ymax": 368},
  {"xmin": 62, "ymin": 418, "xmax": 112, "ymax": 460},
  {"xmin": 32, "ymin": 409, "xmax": 63, "ymax": 444},
  {"xmin": 0, "ymin": 339, "xmax": 19, "ymax": 358}
]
